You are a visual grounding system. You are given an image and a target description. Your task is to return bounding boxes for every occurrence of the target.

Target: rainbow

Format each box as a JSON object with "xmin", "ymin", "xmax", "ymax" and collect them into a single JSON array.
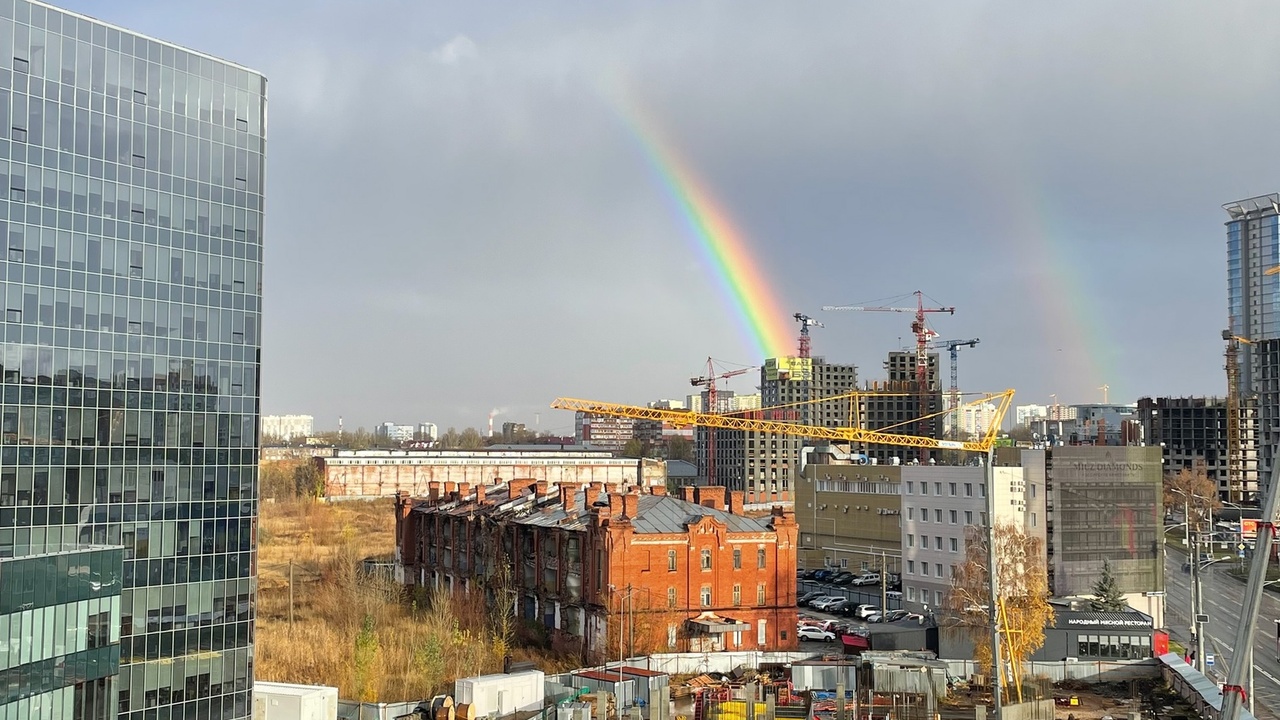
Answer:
[{"xmin": 609, "ymin": 93, "xmax": 792, "ymax": 361}]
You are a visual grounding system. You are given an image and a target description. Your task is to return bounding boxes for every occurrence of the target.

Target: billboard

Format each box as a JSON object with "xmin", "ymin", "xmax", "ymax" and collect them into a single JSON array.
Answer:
[
  {"xmin": 1243, "ymin": 519, "xmax": 1259, "ymax": 540},
  {"xmin": 1049, "ymin": 446, "xmax": 1164, "ymax": 596},
  {"xmin": 764, "ymin": 357, "xmax": 813, "ymax": 382}
]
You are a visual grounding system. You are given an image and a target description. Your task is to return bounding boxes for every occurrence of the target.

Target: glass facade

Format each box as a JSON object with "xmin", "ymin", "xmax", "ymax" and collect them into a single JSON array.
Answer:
[
  {"xmin": 1, "ymin": 546, "xmax": 123, "ymax": 719},
  {"xmin": 0, "ymin": 2, "xmax": 264, "ymax": 719}
]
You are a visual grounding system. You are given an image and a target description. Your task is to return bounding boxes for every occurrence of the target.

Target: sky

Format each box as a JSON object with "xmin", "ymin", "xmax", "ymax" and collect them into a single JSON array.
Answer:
[{"xmin": 55, "ymin": 0, "xmax": 1280, "ymax": 434}]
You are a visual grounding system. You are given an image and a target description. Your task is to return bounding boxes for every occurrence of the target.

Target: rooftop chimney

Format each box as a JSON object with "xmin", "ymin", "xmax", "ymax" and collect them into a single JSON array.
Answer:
[
  {"xmin": 696, "ymin": 486, "xmax": 726, "ymax": 511},
  {"xmin": 728, "ymin": 490, "xmax": 744, "ymax": 515},
  {"xmin": 650, "ymin": 485, "xmax": 667, "ymax": 496},
  {"xmin": 560, "ymin": 485, "xmax": 576, "ymax": 513},
  {"xmin": 476, "ymin": 484, "xmax": 487, "ymax": 504},
  {"xmin": 458, "ymin": 483, "xmax": 471, "ymax": 501},
  {"xmin": 534, "ymin": 480, "xmax": 549, "ymax": 497},
  {"xmin": 509, "ymin": 478, "xmax": 536, "ymax": 498},
  {"xmin": 428, "ymin": 482, "xmax": 441, "ymax": 503},
  {"xmin": 609, "ymin": 492, "xmax": 623, "ymax": 518},
  {"xmin": 681, "ymin": 486, "xmax": 696, "ymax": 503},
  {"xmin": 622, "ymin": 492, "xmax": 639, "ymax": 519}
]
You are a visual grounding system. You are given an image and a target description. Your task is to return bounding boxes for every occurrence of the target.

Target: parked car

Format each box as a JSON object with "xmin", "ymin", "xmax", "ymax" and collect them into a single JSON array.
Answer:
[
  {"xmin": 830, "ymin": 572, "xmax": 855, "ymax": 585},
  {"xmin": 819, "ymin": 594, "xmax": 849, "ymax": 609},
  {"xmin": 885, "ymin": 590, "xmax": 904, "ymax": 602},
  {"xmin": 850, "ymin": 572, "xmax": 881, "ymax": 586},
  {"xmin": 798, "ymin": 591, "xmax": 825, "ymax": 607},
  {"xmin": 811, "ymin": 596, "xmax": 844, "ymax": 612},
  {"xmin": 867, "ymin": 609, "xmax": 909, "ymax": 623},
  {"xmin": 813, "ymin": 569, "xmax": 834, "ymax": 582},
  {"xmin": 852, "ymin": 604, "xmax": 881, "ymax": 619},
  {"xmin": 797, "ymin": 625, "xmax": 836, "ymax": 642}
]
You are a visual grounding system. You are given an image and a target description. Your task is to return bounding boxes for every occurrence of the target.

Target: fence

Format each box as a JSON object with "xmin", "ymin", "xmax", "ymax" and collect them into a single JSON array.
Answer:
[
  {"xmin": 337, "ymin": 700, "xmax": 425, "ymax": 720},
  {"xmin": 1158, "ymin": 652, "xmax": 1257, "ymax": 720},
  {"xmin": 620, "ymin": 652, "xmax": 820, "ymax": 676},
  {"xmin": 998, "ymin": 699, "xmax": 1055, "ymax": 720},
  {"xmin": 943, "ymin": 659, "xmax": 1159, "ymax": 683}
]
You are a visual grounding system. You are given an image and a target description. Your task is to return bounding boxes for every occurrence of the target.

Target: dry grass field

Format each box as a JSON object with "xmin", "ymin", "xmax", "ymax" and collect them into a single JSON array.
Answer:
[{"xmin": 255, "ymin": 496, "xmax": 577, "ymax": 702}]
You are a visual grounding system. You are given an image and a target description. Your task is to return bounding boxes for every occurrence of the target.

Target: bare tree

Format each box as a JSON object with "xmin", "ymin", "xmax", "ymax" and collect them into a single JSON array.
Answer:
[
  {"xmin": 487, "ymin": 549, "xmax": 519, "ymax": 663},
  {"xmin": 1164, "ymin": 462, "xmax": 1220, "ymax": 526},
  {"xmin": 947, "ymin": 522, "xmax": 1054, "ymax": 703}
]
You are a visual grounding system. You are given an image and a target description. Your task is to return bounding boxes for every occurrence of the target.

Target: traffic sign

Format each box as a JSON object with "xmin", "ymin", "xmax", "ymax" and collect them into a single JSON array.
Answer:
[
  {"xmin": 1207, "ymin": 654, "xmax": 1216, "ymax": 668},
  {"xmin": 1239, "ymin": 543, "xmax": 1247, "ymax": 550}
]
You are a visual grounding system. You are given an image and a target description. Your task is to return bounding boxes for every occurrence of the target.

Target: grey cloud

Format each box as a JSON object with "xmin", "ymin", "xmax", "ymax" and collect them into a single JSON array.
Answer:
[{"xmin": 61, "ymin": 0, "xmax": 1280, "ymax": 430}]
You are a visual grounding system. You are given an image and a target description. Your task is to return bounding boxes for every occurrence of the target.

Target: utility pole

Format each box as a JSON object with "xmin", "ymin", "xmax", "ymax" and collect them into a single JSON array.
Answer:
[
  {"xmin": 288, "ymin": 560, "xmax": 295, "ymax": 626},
  {"xmin": 880, "ymin": 551, "xmax": 888, "ymax": 612},
  {"xmin": 1220, "ymin": 450, "xmax": 1280, "ymax": 720},
  {"xmin": 984, "ymin": 447, "xmax": 1003, "ymax": 719}
]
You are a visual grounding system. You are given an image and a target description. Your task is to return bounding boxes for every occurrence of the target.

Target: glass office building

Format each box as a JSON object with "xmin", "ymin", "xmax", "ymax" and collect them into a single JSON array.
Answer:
[
  {"xmin": 0, "ymin": 1, "xmax": 264, "ymax": 719},
  {"xmin": 1223, "ymin": 194, "xmax": 1280, "ymax": 493}
]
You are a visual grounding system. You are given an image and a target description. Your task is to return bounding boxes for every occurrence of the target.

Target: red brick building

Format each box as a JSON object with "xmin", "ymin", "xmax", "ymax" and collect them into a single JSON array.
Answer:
[{"xmin": 394, "ymin": 480, "xmax": 798, "ymax": 657}]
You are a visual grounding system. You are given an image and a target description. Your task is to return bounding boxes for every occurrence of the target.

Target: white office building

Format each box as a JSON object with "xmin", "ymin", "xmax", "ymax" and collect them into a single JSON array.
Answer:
[{"xmin": 263, "ymin": 415, "xmax": 315, "ymax": 441}]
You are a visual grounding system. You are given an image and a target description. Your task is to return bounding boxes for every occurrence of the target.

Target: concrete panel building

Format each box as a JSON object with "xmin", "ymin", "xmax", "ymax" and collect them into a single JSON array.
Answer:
[
  {"xmin": 859, "ymin": 352, "xmax": 942, "ymax": 464},
  {"xmin": 1137, "ymin": 396, "xmax": 1259, "ymax": 501},
  {"xmin": 318, "ymin": 449, "xmax": 667, "ymax": 498},
  {"xmin": 795, "ymin": 463, "xmax": 902, "ymax": 573},
  {"xmin": 575, "ymin": 412, "xmax": 636, "ymax": 453}
]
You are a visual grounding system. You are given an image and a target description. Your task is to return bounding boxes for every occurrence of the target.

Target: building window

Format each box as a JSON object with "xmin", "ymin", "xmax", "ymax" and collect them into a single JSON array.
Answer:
[
  {"xmin": 668, "ymin": 550, "xmax": 677, "ymax": 571},
  {"xmin": 733, "ymin": 548, "xmax": 742, "ymax": 569},
  {"xmin": 908, "ymin": 587, "xmax": 916, "ymax": 601},
  {"xmin": 907, "ymin": 534, "xmax": 914, "ymax": 548},
  {"xmin": 920, "ymin": 508, "xmax": 927, "ymax": 522},
  {"xmin": 668, "ymin": 587, "xmax": 677, "ymax": 608},
  {"xmin": 935, "ymin": 536, "xmax": 943, "ymax": 550},
  {"xmin": 934, "ymin": 483, "xmax": 942, "ymax": 495},
  {"xmin": 949, "ymin": 483, "xmax": 957, "ymax": 496},
  {"xmin": 907, "ymin": 560, "xmax": 915, "ymax": 574},
  {"xmin": 921, "ymin": 483, "xmax": 928, "ymax": 495},
  {"xmin": 840, "ymin": 557, "xmax": 848, "ymax": 568},
  {"xmin": 950, "ymin": 537, "xmax": 958, "ymax": 553},
  {"xmin": 1031, "ymin": 512, "xmax": 1038, "ymax": 527},
  {"xmin": 668, "ymin": 625, "xmax": 678, "ymax": 648},
  {"xmin": 936, "ymin": 563, "xmax": 944, "ymax": 578},
  {"xmin": 1030, "ymin": 484, "xmax": 1037, "ymax": 498},
  {"xmin": 935, "ymin": 509, "xmax": 943, "ymax": 523},
  {"xmin": 980, "ymin": 483, "xmax": 986, "ymax": 497},
  {"xmin": 908, "ymin": 508, "xmax": 915, "ymax": 520},
  {"xmin": 949, "ymin": 510, "xmax": 957, "ymax": 524},
  {"xmin": 757, "ymin": 620, "xmax": 767, "ymax": 646},
  {"xmin": 701, "ymin": 586, "xmax": 712, "ymax": 607},
  {"xmin": 965, "ymin": 483, "xmax": 973, "ymax": 497},
  {"xmin": 758, "ymin": 548, "xmax": 767, "ymax": 568},
  {"xmin": 935, "ymin": 590, "xmax": 944, "ymax": 605},
  {"xmin": 757, "ymin": 583, "xmax": 766, "ymax": 605},
  {"xmin": 906, "ymin": 481, "xmax": 914, "ymax": 493},
  {"xmin": 701, "ymin": 549, "xmax": 712, "ymax": 570},
  {"xmin": 732, "ymin": 584, "xmax": 741, "ymax": 606},
  {"xmin": 965, "ymin": 511, "xmax": 974, "ymax": 524}
]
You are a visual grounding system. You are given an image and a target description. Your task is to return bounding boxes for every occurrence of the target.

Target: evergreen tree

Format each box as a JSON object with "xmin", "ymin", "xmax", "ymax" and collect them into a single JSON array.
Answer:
[{"xmin": 1091, "ymin": 559, "xmax": 1127, "ymax": 611}]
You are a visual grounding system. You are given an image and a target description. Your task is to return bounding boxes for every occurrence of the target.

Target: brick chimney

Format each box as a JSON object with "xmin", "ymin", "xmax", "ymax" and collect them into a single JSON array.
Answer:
[
  {"xmin": 457, "ymin": 483, "xmax": 470, "ymax": 501},
  {"xmin": 609, "ymin": 492, "xmax": 623, "ymax": 518},
  {"xmin": 428, "ymin": 482, "xmax": 441, "ymax": 503},
  {"xmin": 696, "ymin": 486, "xmax": 726, "ymax": 510},
  {"xmin": 534, "ymin": 480, "xmax": 549, "ymax": 497},
  {"xmin": 509, "ymin": 478, "xmax": 536, "ymax": 498},
  {"xmin": 681, "ymin": 486, "xmax": 696, "ymax": 503},
  {"xmin": 444, "ymin": 482, "xmax": 457, "ymax": 498},
  {"xmin": 393, "ymin": 491, "xmax": 414, "ymax": 564},
  {"xmin": 560, "ymin": 485, "xmax": 576, "ymax": 513},
  {"xmin": 622, "ymin": 492, "xmax": 639, "ymax": 519},
  {"xmin": 650, "ymin": 485, "xmax": 667, "ymax": 496},
  {"xmin": 728, "ymin": 490, "xmax": 744, "ymax": 515},
  {"xmin": 476, "ymin": 483, "xmax": 486, "ymax": 504}
]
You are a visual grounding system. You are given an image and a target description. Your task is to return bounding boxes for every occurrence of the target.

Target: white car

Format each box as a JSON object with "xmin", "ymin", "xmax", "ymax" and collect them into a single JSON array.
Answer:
[
  {"xmin": 810, "ymin": 596, "xmax": 842, "ymax": 611},
  {"xmin": 852, "ymin": 605, "xmax": 881, "ymax": 619},
  {"xmin": 850, "ymin": 573, "xmax": 881, "ymax": 586},
  {"xmin": 797, "ymin": 625, "xmax": 836, "ymax": 642}
]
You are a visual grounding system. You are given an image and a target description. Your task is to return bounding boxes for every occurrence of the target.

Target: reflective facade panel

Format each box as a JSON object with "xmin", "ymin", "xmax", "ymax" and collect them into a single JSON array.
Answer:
[{"xmin": 0, "ymin": 1, "xmax": 264, "ymax": 718}]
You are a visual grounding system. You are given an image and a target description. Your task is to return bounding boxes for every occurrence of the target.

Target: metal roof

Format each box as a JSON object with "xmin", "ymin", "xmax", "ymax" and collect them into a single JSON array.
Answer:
[{"xmin": 629, "ymin": 495, "xmax": 773, "ymax": 534}]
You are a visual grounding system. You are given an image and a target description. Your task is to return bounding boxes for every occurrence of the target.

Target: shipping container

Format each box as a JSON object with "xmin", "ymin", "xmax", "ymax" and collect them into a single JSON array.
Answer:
[
  {"xmin": 254, "ymin": 682, "xmax": 339, "ymax": 720},
  {"xmin": 455, "ymin": 670, "xmax": 546, "ymax": 718}
]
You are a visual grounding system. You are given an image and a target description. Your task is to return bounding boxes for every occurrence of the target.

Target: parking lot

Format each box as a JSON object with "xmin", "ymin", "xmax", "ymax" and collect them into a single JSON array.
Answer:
[{"xmin": 795, "ymin": 573, "xmax": 910, "ymax": 651}]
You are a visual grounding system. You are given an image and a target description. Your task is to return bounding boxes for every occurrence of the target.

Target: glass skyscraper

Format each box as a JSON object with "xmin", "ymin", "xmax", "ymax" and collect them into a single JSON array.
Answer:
[
  {"xmin": 1223, "ymin": 193, "xmax": 1279, "ymax": 494},
  {"xmin": 0, "ymin": 2, "xmax": 264, "ymax": 719}
]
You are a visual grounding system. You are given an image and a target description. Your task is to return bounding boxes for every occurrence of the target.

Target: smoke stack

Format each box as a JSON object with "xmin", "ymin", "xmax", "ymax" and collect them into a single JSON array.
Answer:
[{"xmin": 488, "ymin": 412, "xmax": 494, "ymax": 438}]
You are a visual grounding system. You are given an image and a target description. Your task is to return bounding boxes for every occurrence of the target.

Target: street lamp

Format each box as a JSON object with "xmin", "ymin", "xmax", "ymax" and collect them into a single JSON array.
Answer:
[{"xmin": 1169, "ymin": 487, "xmax": 1208, "ymax": 674}]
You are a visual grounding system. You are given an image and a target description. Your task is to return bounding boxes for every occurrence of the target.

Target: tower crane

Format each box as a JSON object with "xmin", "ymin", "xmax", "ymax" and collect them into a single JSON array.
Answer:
[
  {"xmin": 793, "ymin": 313, "xmax": 823, "ymax": 359},
  {"xmin": 690, "ymin": 359, "xmax": 756, "ymax": 485},
  {"xmin": 1224, "ymin": 330, "xmax": 1253, "ymax": 504},
  {"xmin": 823, "ymin": 291, "xmax": 955, "ymax": 456},
  {"xmin": 926, "ymin": 337, "xmax": 980, "ymax": 441}
]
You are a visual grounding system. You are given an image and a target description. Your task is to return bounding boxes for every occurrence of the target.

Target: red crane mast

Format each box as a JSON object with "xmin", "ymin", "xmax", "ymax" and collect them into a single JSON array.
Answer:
[{"xmin": 690, "ymin": 358, "xmax": 755, "ymax": 485}]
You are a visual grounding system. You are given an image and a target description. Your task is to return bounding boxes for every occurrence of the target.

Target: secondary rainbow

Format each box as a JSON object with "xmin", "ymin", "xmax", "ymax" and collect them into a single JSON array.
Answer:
[{"xmin": 611, "ymin": 94, "xmax": 793, "ymax": 361}]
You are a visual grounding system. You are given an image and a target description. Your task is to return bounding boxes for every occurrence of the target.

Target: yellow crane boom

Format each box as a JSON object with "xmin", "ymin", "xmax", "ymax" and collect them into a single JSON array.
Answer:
[{"xmin": 552, "ymin": 389, "xmax": 1016, "ymax": 454}]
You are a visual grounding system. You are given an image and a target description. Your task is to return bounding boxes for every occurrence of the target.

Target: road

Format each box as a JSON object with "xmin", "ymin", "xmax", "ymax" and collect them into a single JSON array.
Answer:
[{"xmin": 1165, "ymin": 549, "xmax": 1280, "ymax": 719}]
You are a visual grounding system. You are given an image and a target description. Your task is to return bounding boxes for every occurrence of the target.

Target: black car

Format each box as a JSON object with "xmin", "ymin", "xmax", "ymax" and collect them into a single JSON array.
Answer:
[
  {"xmin": 830, "ymin": 571, "xmax": 855, "ymax": 585},
  {"xmin": 798, "ymin": 591, "xmax": 825, "ymax": 607}
]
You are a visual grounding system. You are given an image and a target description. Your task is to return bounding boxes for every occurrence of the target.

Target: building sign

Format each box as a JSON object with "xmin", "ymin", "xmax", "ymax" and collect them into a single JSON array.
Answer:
[
  {"xmin": 1243, "ymin": 519, "xmax": 1259, "ymax": 540},
  {"xmin": 765, "ymin": 357, "xmax": 813, "ymax": 382},
  {"xmin": 1065, "ymin": 618, "xmax": 1150, "ymax": 628}
]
